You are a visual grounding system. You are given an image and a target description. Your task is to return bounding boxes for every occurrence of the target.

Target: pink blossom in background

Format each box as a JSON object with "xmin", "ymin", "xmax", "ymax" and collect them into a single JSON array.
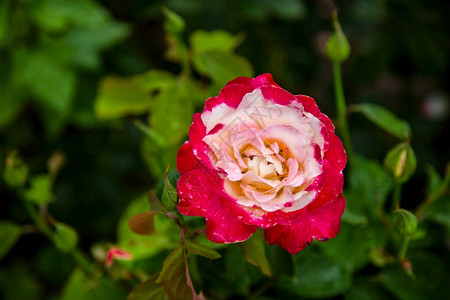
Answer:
[{"xmin": 105, "ymin": 246, "xmax": 133, "ymax": 267}]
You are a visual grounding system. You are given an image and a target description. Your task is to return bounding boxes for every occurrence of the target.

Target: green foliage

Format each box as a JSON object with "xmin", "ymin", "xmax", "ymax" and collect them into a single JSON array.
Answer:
[
  {"xmin": 117, "ymin": 194, "xmax": 180, "ymax": 262},
  {"xmin": 127, "ymin": 274, "xmax": 169, "ymax": 300},
  {"xmin": 61, "ymin": 268, "xmax": 127, "ymax": 300},
  {"xmin": 23, "ymin": 175, "xmax": 53, "ymax": 206},
  {"xmin": 52, "ymin": 222, "xmax": 78, "ymax": 252},
  {"xmin": 267, "ymin": 245, "xmax": 295, "ymax": 277},
  {"xmin": 224, "ymin": 246, "xmax": 253, "ymax": 296},
  {"xmin": 238, "ymin": 229, "xmax": 272, "ymax": 277},
  {"xmin": 321, "ymin": 222, "xmax": 387, "ymax": 273},
  {"xmin": 185, "ymin": 240, "xmax": 221, "ymax": 260},
  {"xmin": 380, "ymin": 253, "xmax": 450, "ymax": 300},
  {"xmin": 94, "ymin": 76, "xmax": 152, "ymax": 119},
  {"xmin": 275, "ymin": 249, "xmax": 352, "ymax": 298},
  {"xmin": 0, "ymin": 0, "xmax": 129, "ymax": 135},
  {"xmin": 156, "ymin": 246, "xmax": 192, "ymax": 300},
  {"xmin": 193, "ymin": 50, "xmax": 254, "ymax": 84},
  {"xmin": 351, "ymin": 103, "xmax": 412, "ymax": 139},
  {"xmin": 344, "ymin": 156, "xmax": 393, "ymax": 223},
  {"xmin": 190, "ymin": 30, "xmax": 240, "ymax": 53},
  {"xmin": 0, "ymin": 221, "xmax": 22, "ymax": 260},
  {"xmin": 161, "ymin": 170, "xmax": 179, "ymax": 212},
  {"xmin": 150, "ymin": 78, "xmax": 195, "ymax": 146}
]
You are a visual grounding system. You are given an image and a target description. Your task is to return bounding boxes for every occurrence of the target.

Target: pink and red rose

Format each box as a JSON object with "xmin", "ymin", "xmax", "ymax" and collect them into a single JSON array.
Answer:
[{"xmin": 176, "ymin": 74, "xmax": 346, "ymax": 254}]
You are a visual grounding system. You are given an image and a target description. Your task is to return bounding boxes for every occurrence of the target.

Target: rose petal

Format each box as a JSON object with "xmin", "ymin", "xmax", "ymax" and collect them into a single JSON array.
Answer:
[
  {"xmin": 264, "ymin": 194, "xmax": 345, "ymax": 254},
  {"xmin": 227, "ymin": 73, "xmax": 280, "ymax": 89},
  {"xmin": 177, "ymin": 142, "xmax": 198, "ymax": 174},
  {"xmin": 177, "ymin": 169, "xmax": 257, "ymax": 243}
]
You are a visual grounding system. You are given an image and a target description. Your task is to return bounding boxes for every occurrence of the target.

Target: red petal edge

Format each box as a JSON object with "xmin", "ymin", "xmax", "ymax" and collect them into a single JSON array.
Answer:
[{"xmin": 264, "ymin": 194, "xmax": 345, "ymax": 254}]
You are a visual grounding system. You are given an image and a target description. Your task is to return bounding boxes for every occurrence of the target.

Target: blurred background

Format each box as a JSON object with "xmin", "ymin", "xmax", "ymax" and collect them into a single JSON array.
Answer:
[{"xmin": 1, "ymin": 0, "xmax": 449, "ymax": 299}]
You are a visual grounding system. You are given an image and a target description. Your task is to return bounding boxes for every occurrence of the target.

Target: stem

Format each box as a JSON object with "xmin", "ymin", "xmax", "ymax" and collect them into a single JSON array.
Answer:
[
  {"xmin": 399, "ymin": 235, "xmax": 409, "ymax": 260},
  {"xmin": 392, "ymin": 184, "xmax": 402, "ymax": 211},
  {"xmin": 21, "ymin": 196, "xmax": 96, "ymax": 277},
  {"xmin": 333, "ymin": 61, "xmax": 355, "ymax": 168},
  {"xmin": 72, "ymin": 250, "xmax": 95, "ymax": 276},
  {"xmin": 22, "ymin": 199, "xmax": 53, "ymax": 238}
]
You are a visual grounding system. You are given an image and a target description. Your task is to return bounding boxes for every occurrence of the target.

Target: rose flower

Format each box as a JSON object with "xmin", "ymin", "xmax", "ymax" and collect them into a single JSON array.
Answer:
[{"xmin": 176, "ymin": 74, "xmax": 346, "ymax": 254}]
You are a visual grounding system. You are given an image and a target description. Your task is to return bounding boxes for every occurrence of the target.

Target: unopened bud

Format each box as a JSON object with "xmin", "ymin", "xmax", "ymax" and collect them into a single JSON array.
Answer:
[{"xmin": 325, "ymin": 12, "xmax": 351, "ymax": 63}]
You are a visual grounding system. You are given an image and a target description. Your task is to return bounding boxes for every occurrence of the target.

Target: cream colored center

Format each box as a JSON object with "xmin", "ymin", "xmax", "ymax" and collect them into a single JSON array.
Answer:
[{"xmin": 202, "ymin": 89, "xmax": 325, "ymax": 214}]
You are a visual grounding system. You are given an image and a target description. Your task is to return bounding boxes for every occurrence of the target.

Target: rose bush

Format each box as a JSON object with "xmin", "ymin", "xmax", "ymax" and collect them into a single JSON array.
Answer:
[{"xmin": 176, "ymin": 74, "xmax": 346, "ymax": 254}]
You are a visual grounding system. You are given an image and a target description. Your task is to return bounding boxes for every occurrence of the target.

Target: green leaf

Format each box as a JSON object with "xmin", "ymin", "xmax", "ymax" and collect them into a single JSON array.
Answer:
[
  {"xmin": 346, "ymin": 278, "xmax": 395, "ymax": 300},
  {"xmin": 351, "ymin": 103, "xmax": 411, "ymax": 139},
  {"xmin": 162, "ymin": 7, "xmax": 185, "ymax": 35},
  {"xmin": 345, "ymin": 156, "xmax": 393, "ymax": 220},
  {"xmin": 185, "ymin": 240, "xmax": 221, "ymax": 260},
  {"xmin": 190, "ymin": 30, "xmax": 240, "ymax": 54},
  {"xmin": 127, "ymin": 274, "xmax": 169, "ymax": 300},
  {"xmin": 61, "ymin": 22, "xmax": 130, "ymax": 70},
  {"xmin": 238, "ymin": 229, "xmax": 272, "ymax": 277},
  {"xmin": 384, "ymin": 143, "xmax": 416, "ymax": 183},
  {"xmin": 12, "ymin": 49, "xmax": 76, "ymax": 115},
  {"xmin": 193, "ymin": 50, "xmax": 254, "ymax": 85},
  {"xmin": 30, "ymin": 0, "xmax": 109, "ymax": 32},
  {"xmin": 150, "ymin": 80, "xmax": 193, "ymax": 146},
  {"xmin": 53, "ymin": 222, "xmax": 78, "ymax": 252},
  {"xmin": 161, "ymin": 170, "xmax": 178, "ymax": 212},
  {"xmin": 240, "ymin": 0, "xmax": 306, "ymax": 21},
  {"xmin": 341, "ymin": 208, "xmax": 368, "ymax": 225},
  {"xmin": 224, "ymin": 246, "xmax": 252, "ymax": 296},
  {"xmin": 61, "ymin": 268, "xmax": 127, "ymax": 300},
  {"xmin": 393, "ymin": 209, "xmax": 418, "ymax": 236},
  {"xmin": 426, "ymin": 165, "xmax": 442, "ymax": 196},
  {"xmin": 275, "ymin": 250, "xmax": 352, "ymax": 298},
  {"xmin": 0, "ymin": 85, "xmax": 24, "ymax": 131},
  {"xmin": 0, "ymin": 221, "xmax": 22, "ymax": 260},
  {"xmin": 117, "ymin": 194, "xmax": 180, "ymax": 261},
  {"xmin": 95, "ymin": 76, "xmax": 152, "ymax": 119},
  {"xmin": 3, "ymin": 151, "xmax": 29, "ymax": 188},
  {"xmin": 133, "ymin": 120, "xmax": 166, "ymax": 148},
  {"xmin": 380, "ymin": 252, "xmax": 450, "ymax": 300},
  {"xmin": 193, "ymin": 232, "xmax": 227, "ymax": 250},
  {"xmin": 267, "ymin": 244, "xmax": 295, "ymax": 277},
  {"xmin": 0, "ymin": 0, "xmax": 10, "ymax": 44},
  {"xmin": 23, "ymin": 174, "xmax": 53, "ymax": 206},
  {"xmin": 422, "ymin": 196, "xmax": 450, "ymax": 229},
  {"xmin": 320, "ymin": 222, "xmax": 387, "ymax": 272},
  {"xmin": 157, "ymin": 246, "xmax": 192, "ymax": 300},
  {"xmin": 134, "ymin": 69, "xmax": 176, "ymax": 93}
]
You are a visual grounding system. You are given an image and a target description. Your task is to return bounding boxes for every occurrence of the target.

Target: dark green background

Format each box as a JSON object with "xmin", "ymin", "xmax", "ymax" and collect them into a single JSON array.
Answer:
[{"xmin": 1, "ymin": 0, "xmax": 449, "ymax": 299}]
